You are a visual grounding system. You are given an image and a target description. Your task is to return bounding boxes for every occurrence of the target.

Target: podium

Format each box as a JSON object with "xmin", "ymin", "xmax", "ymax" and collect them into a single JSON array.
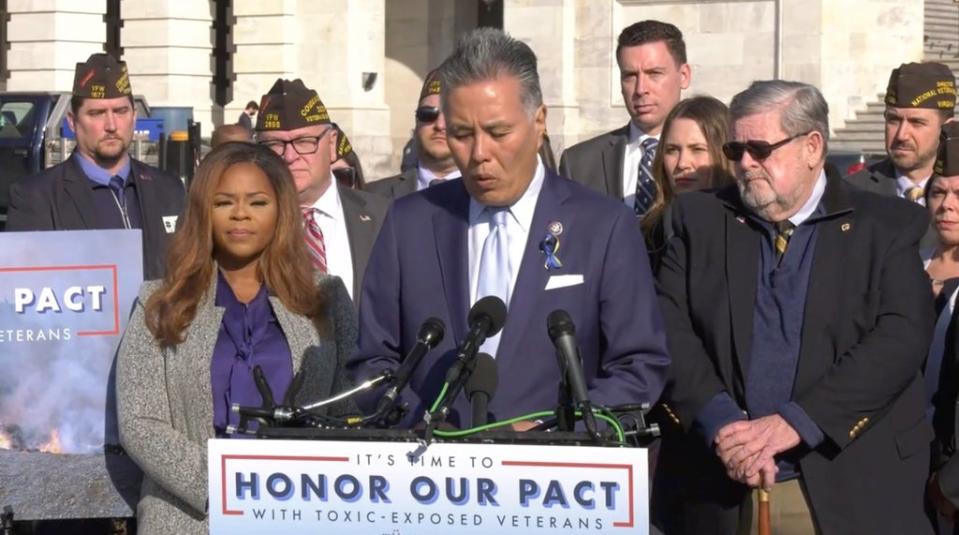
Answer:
[{"xmin": 208, "ymin": 430, "xmax": 649, "ymax": 535}]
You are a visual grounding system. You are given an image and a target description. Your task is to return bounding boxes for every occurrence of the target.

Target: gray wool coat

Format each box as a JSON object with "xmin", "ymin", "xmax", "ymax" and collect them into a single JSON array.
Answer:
[{"xmin": 116, "ymin": 273, "xmax": 358, "ymax": 535}]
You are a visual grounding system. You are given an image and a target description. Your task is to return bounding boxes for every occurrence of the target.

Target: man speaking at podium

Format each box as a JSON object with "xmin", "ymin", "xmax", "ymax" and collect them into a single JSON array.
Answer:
[{"xmin": 349, "ymin": 28, "xmax": 670, "ymax": 429}]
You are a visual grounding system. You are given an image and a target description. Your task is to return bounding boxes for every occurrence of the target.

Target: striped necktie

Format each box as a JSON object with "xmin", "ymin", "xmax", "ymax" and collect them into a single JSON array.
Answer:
[
  {"xmin": 634, "ymin": 137, "xmax": 659, "ymax": 217},
  {"xmin": 302, "ymin": 208, "xmax": 328, "ymax": 273}
]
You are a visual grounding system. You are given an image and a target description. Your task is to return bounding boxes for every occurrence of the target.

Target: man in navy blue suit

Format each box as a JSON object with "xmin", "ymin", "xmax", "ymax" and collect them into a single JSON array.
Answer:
[{"xmin": 348, "ymin": 28, "xmax": 670, "ymax": 429}]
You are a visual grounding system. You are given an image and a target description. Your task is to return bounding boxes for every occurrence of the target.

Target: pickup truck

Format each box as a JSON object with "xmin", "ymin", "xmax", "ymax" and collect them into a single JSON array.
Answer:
[{"xmin": 0, "ymin": 91, "xmax": 162, "ymax": 227}]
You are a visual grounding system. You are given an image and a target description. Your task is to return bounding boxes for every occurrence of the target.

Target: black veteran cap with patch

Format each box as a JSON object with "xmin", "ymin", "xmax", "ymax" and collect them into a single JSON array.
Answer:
[
  {"xmin": 334, "ymin": 125, "xmax": 354, "ymax": 160},
  {"xmin": 255, "ymin": 78, "xmax": 331, "ymax": 131},
  {"xmin": 72, "ymin": 53, "xmax": 132, "ymax": 99},
  {"xmin": 935, "ymin": 122, "xmax": 959, "ymax": 177},
  {"xmin": 419, "ymin": 69, "xmax": 442, "ymax": 102},
  {"xmin": 885, "ymin": 62, "xmax": 957, "ymax": 110}
]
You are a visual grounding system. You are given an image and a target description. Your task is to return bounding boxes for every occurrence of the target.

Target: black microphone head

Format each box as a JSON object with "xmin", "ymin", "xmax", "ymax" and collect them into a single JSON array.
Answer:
[
  {"xmin": 469, "ymin": 296, "xmax": 507, "ymax": 336},
  {"xmin": 547, "ymin": 309, "xmax": 575, "ymax": 340},
  {"xmin": 417, "ymin": 317, "xmax": 445, "ymax": 347},
  {"xmin": 465, "ymin": 353, "xmax": 498, "ymax": 401}
]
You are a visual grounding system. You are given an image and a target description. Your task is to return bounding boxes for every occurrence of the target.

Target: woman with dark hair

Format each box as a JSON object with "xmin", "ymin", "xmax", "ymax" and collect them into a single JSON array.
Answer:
[
  {"xmin": 116, "ymin": 142, "xmax": 356, "ymax": 534},
  {"xmin": 642, "ymin": 96, "xmax": 735, "ymax": 271}
]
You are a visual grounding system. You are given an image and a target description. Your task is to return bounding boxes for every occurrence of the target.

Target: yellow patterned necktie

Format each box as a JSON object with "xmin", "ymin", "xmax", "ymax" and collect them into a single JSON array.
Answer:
[
  {"xmin": 775, "ymin": 221, "xmax": 795, "ymax": 259},
  {"xmin": 905, "ymin": 186, "xmax": 924, "ymax": 203}
]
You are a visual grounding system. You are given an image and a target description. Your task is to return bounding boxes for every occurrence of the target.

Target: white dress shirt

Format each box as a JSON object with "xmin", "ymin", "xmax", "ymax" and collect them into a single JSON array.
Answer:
[
  {"xmin": 306, "ymin": 177, "xmax": 355, "ymax": 300},
  {"xmin": 787, "ymin": 170, "xmax": 827, "ymax": 226},
  {"xmin": 895, "ymin": 172, "xmax": 929, "ymax": 206},
  {"xmin": 468, "ymin": 157, "xmax": 546, "ymax": 309},
  {"xmin": 416, "ymin": 164, "xmax": 462, "ymax": 191},
  {"xmin": 621, "ymin": 122, "xmax": 659, "ymax": 208}
]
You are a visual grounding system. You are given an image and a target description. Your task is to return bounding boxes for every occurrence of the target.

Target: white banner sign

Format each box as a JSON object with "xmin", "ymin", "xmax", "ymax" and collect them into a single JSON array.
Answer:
[{"xmin": 208, "ymin": 438, "xmax": 648, "ymax": 534}]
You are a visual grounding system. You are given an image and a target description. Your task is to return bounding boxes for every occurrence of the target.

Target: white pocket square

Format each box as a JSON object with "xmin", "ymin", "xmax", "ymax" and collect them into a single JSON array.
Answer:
[{"xmin": 545, "ymin": 274, "xmax": 584, "ymax": 290}]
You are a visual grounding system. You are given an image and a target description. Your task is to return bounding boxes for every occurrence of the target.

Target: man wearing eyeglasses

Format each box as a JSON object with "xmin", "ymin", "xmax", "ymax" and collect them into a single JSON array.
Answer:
[
  {"xmin": 846, "ymin": 62, "xmax": 955, "ymax": 250},
  {"xmin": 367, "ymin": 69, "xmax": 461, "ymax": 199},
  {"xmin": 654, "ymin": 80, "xmax": 933, "ymax": 534},
  {"xmin": 254, "ymin": 78, "xmax": 388, "ymax": 302}
]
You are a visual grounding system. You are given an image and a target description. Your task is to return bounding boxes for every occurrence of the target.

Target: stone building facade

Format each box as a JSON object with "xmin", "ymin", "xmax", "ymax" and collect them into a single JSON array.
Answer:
[{"xmin": 2, "ymin": 0, "xmax": 924, "ymax": 179}]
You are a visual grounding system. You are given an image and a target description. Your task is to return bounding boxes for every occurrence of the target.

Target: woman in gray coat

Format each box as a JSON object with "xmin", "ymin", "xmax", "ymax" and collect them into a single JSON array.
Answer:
[{"xmin": 116, "ymin": 142, "xmax": 357, "ymax": 534}]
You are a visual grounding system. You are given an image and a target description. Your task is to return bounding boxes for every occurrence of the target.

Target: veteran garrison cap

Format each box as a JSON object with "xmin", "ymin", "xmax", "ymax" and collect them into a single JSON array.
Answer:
[
  {"xmin": 72, "ymin": 53, "xmax": 132, "ymax": 99},
  {"xmin": 935, "ymin": 122, "xmax": 959, "ymax": 177},
  {"xmin": 419, "ymin": 69, "xmax": 442, "ymax": 102},
  {"xmin": 255, "ymin": 78, "xmax": 331, "ymax": 131},
  {"xmin": 885, "ymin": 62, "xmax": 956, "ymax": 110},
  {"xmin": 334, "ymin": 125, "xmax": 354, "ymax": 160}
]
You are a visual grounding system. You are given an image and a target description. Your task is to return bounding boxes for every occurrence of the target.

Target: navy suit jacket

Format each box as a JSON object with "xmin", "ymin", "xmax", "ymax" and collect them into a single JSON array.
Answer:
[{"xmin": 348, "ymin": 170, "xmax": 670, "ymax": 428}]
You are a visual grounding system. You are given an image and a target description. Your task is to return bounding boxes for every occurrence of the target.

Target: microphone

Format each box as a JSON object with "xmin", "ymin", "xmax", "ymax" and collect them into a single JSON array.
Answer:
[
  {"xmin": 465, "ymin": 353, "xmax": 498, "ymax": 427},
  {"xmin": 374, "ymin": 317, "xmax": 445, "ymax": 416},
  {"xmin": 547, "ymin": 309, "xmax": 600, "ymax": 440},
  {"xmin": 445, "ymin": 296, "xmax": 507, "ymax": 384}
]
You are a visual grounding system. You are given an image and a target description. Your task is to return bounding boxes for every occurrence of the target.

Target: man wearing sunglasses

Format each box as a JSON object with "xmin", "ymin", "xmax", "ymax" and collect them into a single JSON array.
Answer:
[
  {"xmin": 846, "ymin": 62, "xmax": 955, "ymax": 250},
  {"xmin": 367, "ymin": 69, "xmax": 461, "ymax": 199},
  {"xmin": 655, "ymin": 80, "xmax": 933, "ymax": 534},
  {"xmin": 559, "ymin": 20, "xmax": 690, "ymax": 216},
  {"xmin": 254, "ymin": 78, "xmax": 387, "ymax": 303}
]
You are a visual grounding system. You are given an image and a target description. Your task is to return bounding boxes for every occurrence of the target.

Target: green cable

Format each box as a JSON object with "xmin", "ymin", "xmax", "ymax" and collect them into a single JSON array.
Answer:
[
  {"xmin": 433, "ymin": 408, "xmax": 627, "ymax": 443},
  {"xmin": 428, "ymin": 382, "xmax": 450, "ymax": 413}
]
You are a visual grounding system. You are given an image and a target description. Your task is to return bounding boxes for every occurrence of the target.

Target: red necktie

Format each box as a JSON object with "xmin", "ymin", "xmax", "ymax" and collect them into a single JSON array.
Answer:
[{"xmin": 302, "ymin": 208, "xmax": 328, "ymax": 273}]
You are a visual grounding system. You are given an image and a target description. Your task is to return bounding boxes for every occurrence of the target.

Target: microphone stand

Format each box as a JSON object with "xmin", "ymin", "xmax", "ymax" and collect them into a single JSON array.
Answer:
[
  {"xmin": 555, "ymin": 376, "xmax": 575, "ymax": 432},
  {"xmin": 423, "ymin": 356, "xmax": 478, "ymax": 442}
]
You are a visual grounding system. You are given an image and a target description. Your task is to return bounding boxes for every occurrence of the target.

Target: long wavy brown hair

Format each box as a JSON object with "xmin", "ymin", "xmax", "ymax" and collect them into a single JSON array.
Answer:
[
  {"xmin": 642, "ymin": 96, "xmax": 735, "ymax": 240},
  {"xmin": 145, "ymin": 142, "xmax": 323, "ymax": 346}
]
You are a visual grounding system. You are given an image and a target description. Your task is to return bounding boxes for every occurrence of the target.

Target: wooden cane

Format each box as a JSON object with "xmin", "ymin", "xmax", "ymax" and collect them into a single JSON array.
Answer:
[{"xmin": 757, "ymin": 488, "xmax": 772, "ymax": 535}]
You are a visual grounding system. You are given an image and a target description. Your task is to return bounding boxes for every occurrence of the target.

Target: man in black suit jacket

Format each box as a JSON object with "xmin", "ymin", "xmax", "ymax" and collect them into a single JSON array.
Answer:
[
  {"xmin": 367, "ymin": 69, "xmax": 461, "ymax": 199},
  {"xmin": 655, "ymin": 80, "xmax": 934, "ymax": 534},
  {"xmin": 6, "ymin": 53, "xmax": 184, "ymax": 280},
  {"xmin": 845, "ymin": 62, "xmax": 955, "ymax": 251},
  {"xmin": 559, "ymin": 20, "xmax": 690, "ymax": 215},
  {"xmin": 254, "ymin": 78, "xmax": 387, "ymax": 303}
]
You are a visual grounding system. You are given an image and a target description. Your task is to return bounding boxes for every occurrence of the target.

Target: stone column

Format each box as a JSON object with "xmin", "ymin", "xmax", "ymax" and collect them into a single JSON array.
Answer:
[
  {"xmin": 504, "ymin": 0, "xmax": 581, "ymax": 155},
  {"xmin": 6, "ymin": 0, "xmax": 106, "ymax": 91},
  {"xmin": 234, "ymin": 0, "xmax": 391, "ymax": 178},
  {"xmin": 121, "ymin": 1, "xmax": 216, "ymax": 130},
  {"xmin": 383, "ymin": 0, "xmax": 474, "ymax": 175},
  {"xmin": 231, "ymin": 0, "xmax": 298, "ymax": 127},
  {"xmin": 299, "ymin": 0, "xmax": 391, "ymax": 178}
]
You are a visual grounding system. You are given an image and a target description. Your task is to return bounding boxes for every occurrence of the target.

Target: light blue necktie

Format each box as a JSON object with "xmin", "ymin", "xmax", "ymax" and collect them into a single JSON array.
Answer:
[
  {"xmin": 634, "ymin": 137, "xmax": 658, "ymax": 216},
  {"xmin": 476, "ymin": 207, "xmax": 511, "ymax": 357}
]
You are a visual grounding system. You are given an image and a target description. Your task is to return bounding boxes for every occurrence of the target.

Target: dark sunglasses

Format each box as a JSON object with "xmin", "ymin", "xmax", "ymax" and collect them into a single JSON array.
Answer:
[
  {"xmin": 722, "ymin": 131, "xmax": 811, "ymax": 162},
  {"xmin": 415, "ymin": 106, "xmax": 440, "ymax": 123}
]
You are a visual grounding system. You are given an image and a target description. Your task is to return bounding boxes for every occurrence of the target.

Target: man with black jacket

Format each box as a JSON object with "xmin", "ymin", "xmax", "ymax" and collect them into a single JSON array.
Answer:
[
  {"xmin": 6, "ymin": 53, "xmax": 185, "ymax": 280},
  {"xmin": 655, "ymin": 80, "xmax": 934, "ymax": 534}
]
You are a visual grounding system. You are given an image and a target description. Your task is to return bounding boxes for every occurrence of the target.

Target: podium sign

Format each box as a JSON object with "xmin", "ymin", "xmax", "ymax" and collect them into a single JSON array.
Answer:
[
  {"xmin": 0, "ymin": 230, "xmax": 143, "ymax": 453},
  {"xmin": 209, "ymin": 438, "xmax": 648, "ymax": 534}
]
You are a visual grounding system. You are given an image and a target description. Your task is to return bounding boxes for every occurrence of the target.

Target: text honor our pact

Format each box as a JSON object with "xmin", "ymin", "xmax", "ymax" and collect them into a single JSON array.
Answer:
[{"xmin": 226, "ymin": 452, "xmax": 624, "ymax": 531}]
